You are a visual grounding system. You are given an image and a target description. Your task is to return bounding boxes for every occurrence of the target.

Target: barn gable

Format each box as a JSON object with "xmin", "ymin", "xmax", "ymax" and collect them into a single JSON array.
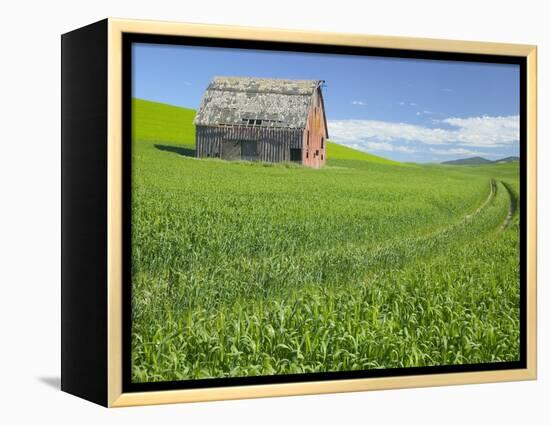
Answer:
[{"xmin": 194, "ymin": 76, "xmax": 325, "ymax": 130}]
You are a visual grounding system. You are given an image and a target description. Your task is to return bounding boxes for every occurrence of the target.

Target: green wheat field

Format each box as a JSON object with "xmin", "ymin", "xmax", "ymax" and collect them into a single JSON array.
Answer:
[{"xmin": 131, "ymin": 98, "xmax": 520, "ymax": 383}]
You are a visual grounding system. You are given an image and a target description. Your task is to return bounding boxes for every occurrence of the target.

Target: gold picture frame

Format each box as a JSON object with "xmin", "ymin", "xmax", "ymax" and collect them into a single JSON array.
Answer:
[{"xmin": 61, "ymin": 18, "xmax": 537, "ymax": 407}]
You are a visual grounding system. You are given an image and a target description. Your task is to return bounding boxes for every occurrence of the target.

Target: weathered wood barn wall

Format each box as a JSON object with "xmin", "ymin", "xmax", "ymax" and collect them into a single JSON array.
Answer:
[
  {"xmin": 196, "ymin": 126, "xmax": 303, "ymax": 162},
  {"xmin": 194, "ymin": 76, "xmax": 329, "ymax": 168}
]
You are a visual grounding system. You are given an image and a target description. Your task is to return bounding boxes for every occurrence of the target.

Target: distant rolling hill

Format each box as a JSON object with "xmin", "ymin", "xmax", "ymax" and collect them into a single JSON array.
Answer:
[
  {"xmin": 442, "ymin": 156, "xmax": 493, "ymax": 165},
  {"xmin": 442, "ymin": 156, "xmax": 519, "ymax": 165},
  {"xmin": 494, "ymin": 156, "xmax": 519, "ymax": 163},
  {"xmin": 133, "ymin": 98, "xmax": 401, "ymax": 166}
]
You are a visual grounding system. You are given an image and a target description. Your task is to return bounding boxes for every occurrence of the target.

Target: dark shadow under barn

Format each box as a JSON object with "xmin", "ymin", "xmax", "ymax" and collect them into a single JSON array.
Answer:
[{"xmin": 154, "ymin": 144, "xmax": 196, "ymax": 158}]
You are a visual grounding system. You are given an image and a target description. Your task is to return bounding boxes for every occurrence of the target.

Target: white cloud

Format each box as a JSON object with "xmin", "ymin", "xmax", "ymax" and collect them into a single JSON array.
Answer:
[
  {"xmin": 398, "ymin": 101, "xmax": 420, "ymax": 108},
  {"xmin": 359, "ymin": 142, "xmax": 416, "ymax": 153},
  {"xmin": 351, "ymin": 100, "xmax": 367, "ymax": 106},
  {"xmin": 440, "ymin": 116, "xmax": 519, "ymax": 147},
  {"xmin": 328, "ymin": 115, "xmax": 519, "ymax": 148}
]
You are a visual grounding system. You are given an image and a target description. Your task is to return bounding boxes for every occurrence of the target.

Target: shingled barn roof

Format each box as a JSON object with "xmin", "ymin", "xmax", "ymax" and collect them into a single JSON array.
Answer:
[{"xmin": 194, "ymin": 76, "xmax": 324, "ymax": 129}]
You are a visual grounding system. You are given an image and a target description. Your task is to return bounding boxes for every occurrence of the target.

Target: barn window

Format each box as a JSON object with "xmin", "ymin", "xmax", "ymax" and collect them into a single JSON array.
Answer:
[
  {"xmin": 316, "ymin": 149, "xmax": 319, "ymax": 156},
  {"xmin": 321, "ymin": 154, "xmax": 324, "ymax": 160},
  {"xmin": 242, "ymin": 118, "xmax": 277, "ymax": 125},
  {"xmin": 242, "ymin": 118, "xmax": 260, "ymax": 125},
  {"xmin": 306, "ymin": 130, "xmax": 310, "ymax": 146},
  {"xmin": 306, "ymin": 151, "xmax": 309, "ymax": 159},
  {"xmin": 321, "ymin": 137, "xmax": 324, "ymax": 149}
]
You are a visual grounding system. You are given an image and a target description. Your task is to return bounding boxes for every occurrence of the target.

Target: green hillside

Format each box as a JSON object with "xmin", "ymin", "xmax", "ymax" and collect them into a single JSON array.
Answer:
[
  {"xmin": 130, "ymin": 97, "xmax": 521, "ymax": 383},
  {"xmin": 133, "ymin": 98, "xmax": 196, "ymax": 144},
  {"xmin": 132, "ymin": 98, "xmax": 399, "ymax": 165},
  {"xmin": 326, "ymin": 140, "xmax": 403, "ymax": 165}
]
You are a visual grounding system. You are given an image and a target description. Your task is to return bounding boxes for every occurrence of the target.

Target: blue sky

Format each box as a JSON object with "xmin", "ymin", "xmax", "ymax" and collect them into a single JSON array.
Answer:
[{"xmin": 133, "ymin": 43, "xmax": 520, "ymax": 163}]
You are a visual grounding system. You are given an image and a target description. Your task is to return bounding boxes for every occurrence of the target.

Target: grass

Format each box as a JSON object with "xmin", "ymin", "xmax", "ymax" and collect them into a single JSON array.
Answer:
[
  {"xmin": 326, "ymin": 140, "xmax": 405, "ymax": 166},
  {"xmin": 130, "ymin": 98, "xmax": 521, "ymax": 382},
  {"xmin": 133, "ymin": 98, "xmax": 196, "ymax": 144}
]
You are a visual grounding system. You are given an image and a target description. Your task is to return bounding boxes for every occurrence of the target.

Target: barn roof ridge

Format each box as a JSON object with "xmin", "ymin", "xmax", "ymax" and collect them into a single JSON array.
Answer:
[
  {"xmin": 206, "ymin": 87, "xmax": 317, "ymax": 96},
  {"xmin": 211, "ymin": 75, "xmax": 324, "ymax": 85}
]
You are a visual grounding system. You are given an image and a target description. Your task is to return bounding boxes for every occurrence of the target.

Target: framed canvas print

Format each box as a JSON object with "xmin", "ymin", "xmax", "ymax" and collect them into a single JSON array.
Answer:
[{"xmin": 61, "ymin": 18, "xmax": 537, "ymax": 407}]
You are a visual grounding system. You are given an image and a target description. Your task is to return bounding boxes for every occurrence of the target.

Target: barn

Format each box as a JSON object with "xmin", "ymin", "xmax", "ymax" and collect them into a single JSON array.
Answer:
[{"xmin": 193, "ymin": 76, "xmax": 329, "ymax": 168}]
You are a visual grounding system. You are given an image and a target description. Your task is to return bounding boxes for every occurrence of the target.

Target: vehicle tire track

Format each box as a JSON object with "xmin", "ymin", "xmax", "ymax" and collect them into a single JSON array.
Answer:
[
  {"xmin": 500, "ymin": 181, "xmax": 517, "ymax": 230},
  {"xmin": 324, "ymin": 179, "xmax": 499, "ymax": 271},
  {"xmin": 465, "ymin": 179, "xmax": 496, "ymax": 220},
  {"xmin": 284, "ymin": 178, "xmax": 503, "ymax": 292}
]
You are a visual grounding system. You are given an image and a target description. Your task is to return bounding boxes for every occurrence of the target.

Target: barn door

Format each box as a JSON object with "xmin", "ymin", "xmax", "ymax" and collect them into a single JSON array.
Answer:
[
  {"xmin": 290, "ymin": 148, "xmax": 302, "ymax": 162},
  {"xmin": 241, "ymin": 141, "xmax": 258, "ymax": 161},
  {"xmin": 221, "ymin": 140, "xmax": 241, "ymax": 160}
]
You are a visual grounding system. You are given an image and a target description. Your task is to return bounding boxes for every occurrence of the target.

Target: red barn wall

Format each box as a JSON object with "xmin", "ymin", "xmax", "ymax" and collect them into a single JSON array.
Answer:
[{"xmin": 302, "ymin": 88, "xmax": 328, "ymax": 168}]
